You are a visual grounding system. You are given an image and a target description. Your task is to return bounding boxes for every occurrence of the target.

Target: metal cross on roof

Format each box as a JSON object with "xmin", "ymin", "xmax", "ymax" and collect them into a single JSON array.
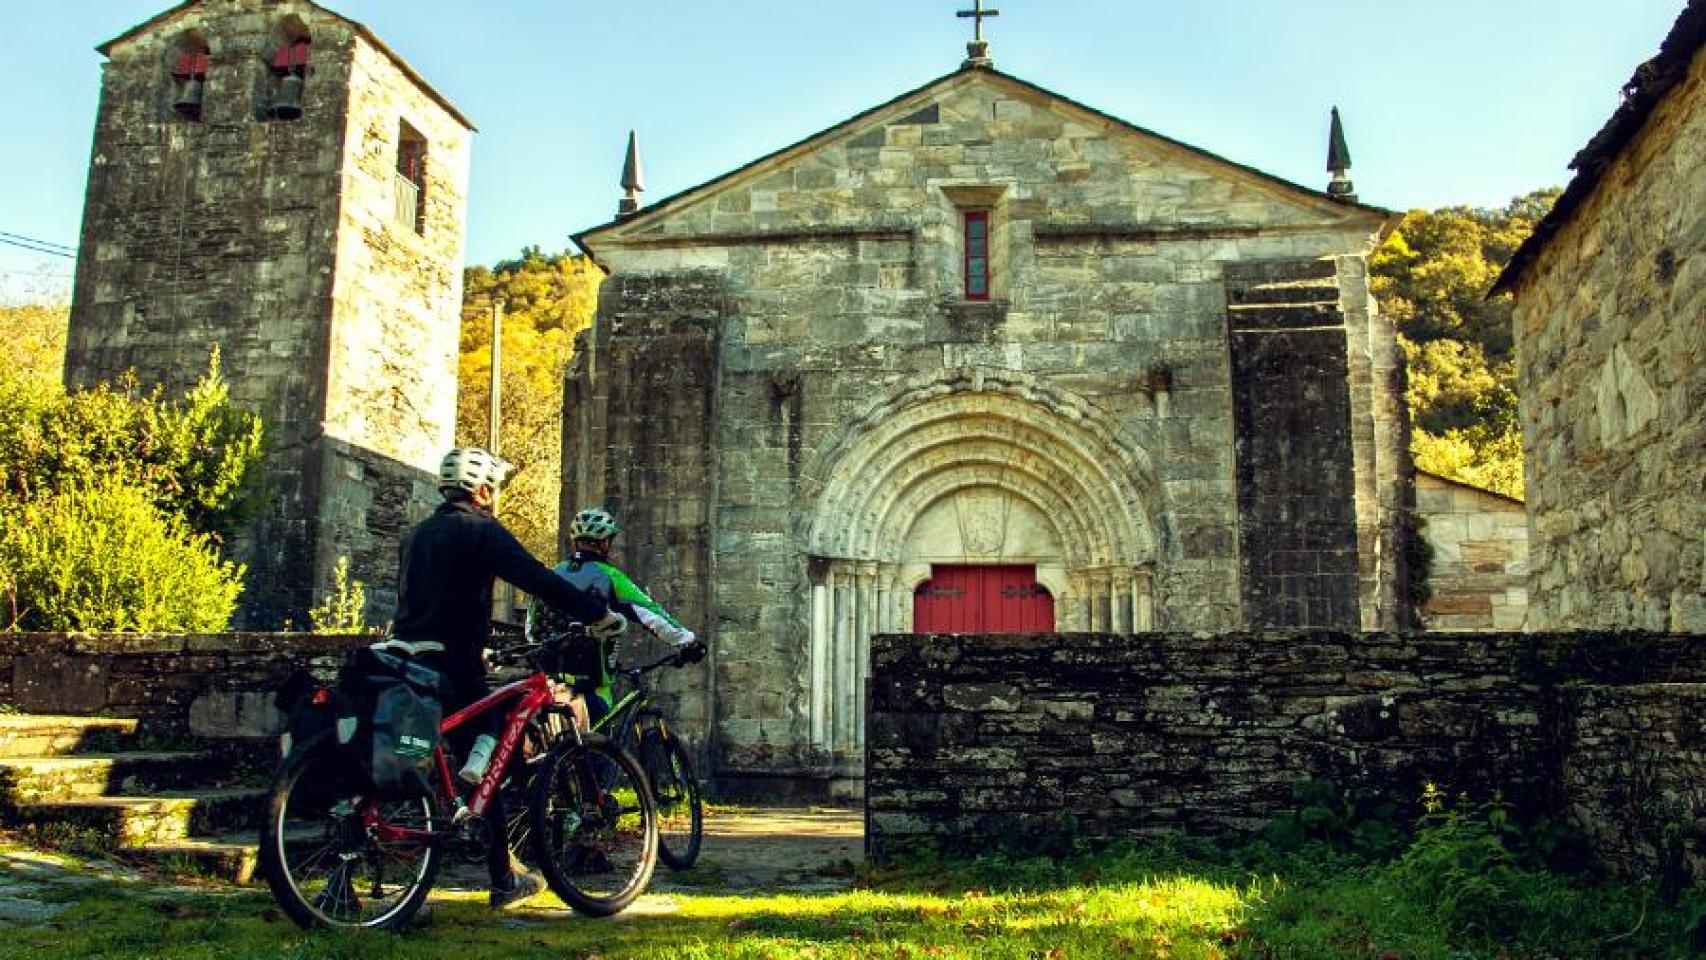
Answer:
[{"xmin": 957, "ymin": 0, "xmax": 1000, "ymax": 68}]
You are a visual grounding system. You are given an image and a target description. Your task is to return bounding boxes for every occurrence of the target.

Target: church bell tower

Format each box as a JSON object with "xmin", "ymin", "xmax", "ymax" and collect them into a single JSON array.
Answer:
[{"xmin": 65, "ymin": 0, "xmax": 475, "ymax": 627}]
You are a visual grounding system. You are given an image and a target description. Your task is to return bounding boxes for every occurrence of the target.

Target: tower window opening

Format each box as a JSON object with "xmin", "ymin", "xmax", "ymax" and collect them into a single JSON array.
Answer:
[
  {"xmin": 396, "ymin": 122, "xmax": 428, "ymax": 235},
  {"xmin": 963, "ymin": 210, "xmax": 990, "ymax": 300},
  {"xmin": 170, "ymin": 36, "xmax": 210, "ymax": 122},
  {"xmin": 268, "ymin": 36, "xmax": 310, "ymax": 120}
]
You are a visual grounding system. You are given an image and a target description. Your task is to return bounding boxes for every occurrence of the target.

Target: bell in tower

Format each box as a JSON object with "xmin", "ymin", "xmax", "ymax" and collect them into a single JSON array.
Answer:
[
  {"xmin": 272, "ymin": 73, "xmax": 304, "ymax": 120},
  {"xmin": 172, "ymin": 75, "xmax": 205, "ymax": 119}
]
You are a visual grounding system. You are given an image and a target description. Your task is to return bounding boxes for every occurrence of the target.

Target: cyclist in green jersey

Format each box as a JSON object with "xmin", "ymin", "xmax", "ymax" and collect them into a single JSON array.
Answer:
[{"xmin": 529, "ymin": 508, "xmax": 705, "ymax": 727}]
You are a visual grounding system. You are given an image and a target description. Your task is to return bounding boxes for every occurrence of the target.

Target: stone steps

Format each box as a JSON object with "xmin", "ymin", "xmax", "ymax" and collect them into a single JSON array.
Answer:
[
  {"xmin": 128, "ymin": 833, "xmax": 262, "ymax": 885},
  {"xmin": 0, "ymin": 752, "xmax": 234, "ymax": 805},
  {"xmin": 9, "ymin": 787, "xmax": 265, "ymax": 847},
  {"xmin": 0, "ymin": 716, "xmax": 140, "ymax": 759},
  {"xmin": 0, "ymin": 716, "xmax": 270, "ymax": 884}
]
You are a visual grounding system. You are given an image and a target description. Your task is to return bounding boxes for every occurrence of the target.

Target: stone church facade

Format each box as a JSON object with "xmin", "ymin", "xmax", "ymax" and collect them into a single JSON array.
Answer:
[
  {"xmin": 64, "ymin": 0, "xmax": 473, "ymax": 626},
  {"xmin": 568, "ymin": 66, "xmax": 1408, "ymax": 788}
]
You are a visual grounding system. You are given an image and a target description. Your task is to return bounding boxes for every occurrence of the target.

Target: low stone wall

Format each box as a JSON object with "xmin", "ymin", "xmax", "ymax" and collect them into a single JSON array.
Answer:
[
  {"xmin": 0, "ymin": 634, "xmax": 360, "ymax": 739},
  {"xmin": 867, "ymin": 631, "xmax": 1704, "ymax": 884}
]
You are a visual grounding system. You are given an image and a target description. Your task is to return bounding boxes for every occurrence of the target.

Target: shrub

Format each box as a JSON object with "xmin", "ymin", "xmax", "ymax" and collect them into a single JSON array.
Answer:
[
  {"xmin": 0, "ymin": 479, "xmax": 244, "ymax": 632},
  {"xmin": 308, "ymin": 556, "xmax": 369, "ymax": 634},
  {"xmin": 0, "ymin": 349, "xmax": 263, "ymax": 544}
]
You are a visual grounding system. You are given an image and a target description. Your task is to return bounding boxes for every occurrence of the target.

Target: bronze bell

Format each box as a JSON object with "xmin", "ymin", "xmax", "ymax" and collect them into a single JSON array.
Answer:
[
  {"xmin": 172, "ymin": 77, "xmax": 205, "ymax": 119},
  {"xmin": 272, "ymin": 73, "xmax": 304, "ymax": 120}
]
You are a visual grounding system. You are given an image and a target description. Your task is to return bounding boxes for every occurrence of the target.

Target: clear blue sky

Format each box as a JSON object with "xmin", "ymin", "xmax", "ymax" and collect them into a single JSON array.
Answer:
[{"xmin": 0, "ymin": 0, "xmax": 1688, "ymax": 300}]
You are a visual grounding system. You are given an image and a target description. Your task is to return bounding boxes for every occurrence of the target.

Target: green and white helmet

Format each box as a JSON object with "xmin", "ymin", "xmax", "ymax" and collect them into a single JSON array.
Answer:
[
  {"xmin": 569, "ymin": 507, "xmax": 620, "ymax": 541},
  {"xmin": 438, "ymin": 446, "xmax": 514, "ymax": 495}
]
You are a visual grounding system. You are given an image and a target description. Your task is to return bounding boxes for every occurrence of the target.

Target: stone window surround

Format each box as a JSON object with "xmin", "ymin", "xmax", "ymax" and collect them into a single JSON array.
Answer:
[
  {"xmin": 395, "ymin": 119, "xmax": 429, "ymax": 236},
  {"xmin": 935, "ymin": 181, "xmax": 1013, "ymax": 304}
]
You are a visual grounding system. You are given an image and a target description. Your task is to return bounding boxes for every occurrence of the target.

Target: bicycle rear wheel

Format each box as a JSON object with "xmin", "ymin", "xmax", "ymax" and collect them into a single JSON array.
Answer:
[
  {"xmin": 640, "ymin": 729, "xmax": 703, "ymax": 870},
  {"xmin": 258, "ymin": 731, "xmax": 442, "ymax": 931},
  {"xmin": 528, "ymin": 737, "xmax": 657, "ymax": 916}
]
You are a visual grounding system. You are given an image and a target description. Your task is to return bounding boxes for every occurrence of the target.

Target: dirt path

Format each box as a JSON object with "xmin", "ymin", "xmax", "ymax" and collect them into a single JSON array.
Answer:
[
  {"xmin": 0, "ymin": 806, "xmax": 866, "ymax": 927},
  {"xmin": 655, "ymin": 806, "xmax": 863, "ymax": 893}
]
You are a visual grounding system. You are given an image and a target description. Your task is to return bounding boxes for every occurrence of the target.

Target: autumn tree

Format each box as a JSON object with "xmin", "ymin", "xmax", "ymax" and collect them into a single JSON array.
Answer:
[
  {"xmin": 458, "ymin": 248, "xmax": 602, "ymax": 560},
  {"xmin": 1371, "ymin": 189, "xmax": 1559, "ymax": 500}
]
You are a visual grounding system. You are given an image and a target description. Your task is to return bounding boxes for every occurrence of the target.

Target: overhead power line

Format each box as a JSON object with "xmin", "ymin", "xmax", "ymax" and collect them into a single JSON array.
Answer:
[
  {"xmin": 0, "ymin": 230, "xmax": 74, "ymax": 253},
  {"xmin": 0, "ymin": 235, "xmax": 75, "ymax": 259}
]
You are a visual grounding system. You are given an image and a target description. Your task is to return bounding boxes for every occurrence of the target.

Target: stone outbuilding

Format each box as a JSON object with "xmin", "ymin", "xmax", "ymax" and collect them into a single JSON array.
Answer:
[
  {"xmin": 1414, "ymin": 471, "xmax": 1528, "ymax": 632},
  {"xmin": 1493, "ymin": 1, "xmax": 1704, "ymax": 632},
  {"xmin": 567, "ymin": 59, "xmax": 1410, "ymax": 791},
  {"xmin": 63, "ymin": 0, "xmax": 474, "ymax": 626}
]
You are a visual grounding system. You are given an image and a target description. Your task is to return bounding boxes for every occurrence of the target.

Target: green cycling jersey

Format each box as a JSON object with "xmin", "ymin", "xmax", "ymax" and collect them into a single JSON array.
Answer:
[{"xmin": 526, "ymin": 550, "xmax": 695, "ymax": 705}]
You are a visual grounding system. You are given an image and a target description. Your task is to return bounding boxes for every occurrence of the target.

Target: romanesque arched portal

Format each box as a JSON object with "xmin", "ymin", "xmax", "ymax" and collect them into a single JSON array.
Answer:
[{"xmin": 799, "ymin": 369, "xmax": 1168, "ymax": 767}]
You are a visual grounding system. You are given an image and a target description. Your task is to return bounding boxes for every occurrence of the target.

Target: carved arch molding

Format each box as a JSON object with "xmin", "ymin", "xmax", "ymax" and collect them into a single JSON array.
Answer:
[{"xmin": 798, "ymin": 369, "xmax": 1169, "ymax": 767}]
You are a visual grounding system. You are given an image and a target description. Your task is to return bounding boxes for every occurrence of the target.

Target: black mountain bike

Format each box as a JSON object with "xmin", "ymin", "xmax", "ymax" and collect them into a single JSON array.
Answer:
[{"xmin": 587, "ymin": 652, "xmax": 704, "ymax": 870}]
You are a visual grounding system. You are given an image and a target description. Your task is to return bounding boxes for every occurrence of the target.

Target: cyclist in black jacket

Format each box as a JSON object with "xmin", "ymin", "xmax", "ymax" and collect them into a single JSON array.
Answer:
[{"xmin": 391, "ymin": 446, "xmax": 625, "ymax": 910}]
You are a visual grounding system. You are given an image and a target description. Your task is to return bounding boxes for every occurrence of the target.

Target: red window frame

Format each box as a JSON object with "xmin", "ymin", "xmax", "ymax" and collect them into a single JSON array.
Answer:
[
  {"xmin": 172, "ymin": 52, "xmax": 209, "ymax": 80},
  {"xmin": 398, "ymin": 137, "xmax": 428, "ymax": 187},
  {"xmin": 963, "ymin": 210, "xmax": 990, "ymax": 301},
  {"xmin": 272, "ymin": 39, "xmax": 311, "ymax": 73}
]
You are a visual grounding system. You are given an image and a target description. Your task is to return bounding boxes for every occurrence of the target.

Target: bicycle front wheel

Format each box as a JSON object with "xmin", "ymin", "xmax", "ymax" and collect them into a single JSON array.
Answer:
[
  {"xmin": 640, "ymin": 729, "xmax": 703, "ymax": 870},
  {"xmin": 258, "ymin": 731, "xmax": 442, "ymax": 931},
  {"xmin": 528, "ymin": 737, "xmax": 657, "ymax": 916}
]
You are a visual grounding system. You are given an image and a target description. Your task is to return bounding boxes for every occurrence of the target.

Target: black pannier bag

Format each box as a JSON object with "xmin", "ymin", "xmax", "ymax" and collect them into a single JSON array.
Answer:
[{"xmin": 335, "ymin": 645, "xmax": 451, "ymax": 796}]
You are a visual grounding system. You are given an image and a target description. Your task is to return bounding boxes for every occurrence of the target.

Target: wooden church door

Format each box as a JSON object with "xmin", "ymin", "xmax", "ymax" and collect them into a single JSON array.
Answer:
[{"xmin": 914, "ymin": 564, "xmax": 1055, "ymax": 633}]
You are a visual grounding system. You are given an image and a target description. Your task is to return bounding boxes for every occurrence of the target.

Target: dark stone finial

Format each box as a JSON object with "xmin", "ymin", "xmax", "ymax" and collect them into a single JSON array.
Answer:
[
  {"xmin": 618, "ymin": 129, "xmax": 645, "ymax": 217},
  {"xmin": 1327, "ymin": 106, "xmax": 1356, "ymax": 202}
]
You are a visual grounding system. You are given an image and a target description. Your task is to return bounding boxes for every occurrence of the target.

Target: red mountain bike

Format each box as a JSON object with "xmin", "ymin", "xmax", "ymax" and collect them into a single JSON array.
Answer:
[{"xmin": 258, "ymin": 639, "xmax": 658, "ymax": 930}]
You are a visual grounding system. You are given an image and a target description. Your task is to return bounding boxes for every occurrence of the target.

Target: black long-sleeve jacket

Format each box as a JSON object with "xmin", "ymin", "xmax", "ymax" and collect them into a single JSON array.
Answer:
[{"xmin": 391, "ymin": 498, "xmax": 607, "ymax": 666}]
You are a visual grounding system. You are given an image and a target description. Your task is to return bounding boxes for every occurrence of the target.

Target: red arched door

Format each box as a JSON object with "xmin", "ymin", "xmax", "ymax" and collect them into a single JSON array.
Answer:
[{"xmin": 914, "ymin": 565, "xmax": 1055, "ymax": 633}]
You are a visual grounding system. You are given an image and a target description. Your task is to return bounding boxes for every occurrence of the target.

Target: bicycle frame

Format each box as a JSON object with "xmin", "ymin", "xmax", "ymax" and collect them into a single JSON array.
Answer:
[
  {"xmin": 588, "ymin": 653, "xmax": 677, "ymax": 746},
  {"xmin": 369, "ymin": 671, "xmax": 561, "ymax": 844}
]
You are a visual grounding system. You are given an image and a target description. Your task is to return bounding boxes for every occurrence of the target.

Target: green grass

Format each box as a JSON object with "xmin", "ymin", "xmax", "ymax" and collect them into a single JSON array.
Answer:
[{"xmin": 0, "ymin": 820, "xmax": 1699, "ymax": 959}]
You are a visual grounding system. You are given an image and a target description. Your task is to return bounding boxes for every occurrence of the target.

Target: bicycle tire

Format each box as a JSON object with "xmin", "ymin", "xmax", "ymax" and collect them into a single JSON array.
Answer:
[
  {"xmin": 258, "ymin": 730, "xmax": 443, "ymax": 931},
  {"xmin": 528, "ymin": 737, "xmax": 658, "ymax": 916},
  {"xmin": 640, "ymin": 730, "xmax": 703, "ymax": 870}
]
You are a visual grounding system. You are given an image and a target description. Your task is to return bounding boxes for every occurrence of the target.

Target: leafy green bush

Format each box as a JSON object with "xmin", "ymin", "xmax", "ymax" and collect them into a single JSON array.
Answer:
[
  {"xmin": 0, "ymin": 349, "xmax": 263, "ymax": 544},
  {"xmin": 1260, "ymin": 778, "xmax": 1407, "ymax": 857},
  {"xmin": 0, "ymin": 479, "xmax": 244, "ymax": 632}
]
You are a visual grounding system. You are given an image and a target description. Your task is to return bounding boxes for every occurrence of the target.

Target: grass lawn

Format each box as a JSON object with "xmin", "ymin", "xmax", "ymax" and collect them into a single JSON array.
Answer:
[
  {"xmin": 0, "ymin": 838, "xmax": 1700, "ymax": 960},
  {"xmin": 2, "ymin": 793, "xmax": 1702, "ymax": 960}
]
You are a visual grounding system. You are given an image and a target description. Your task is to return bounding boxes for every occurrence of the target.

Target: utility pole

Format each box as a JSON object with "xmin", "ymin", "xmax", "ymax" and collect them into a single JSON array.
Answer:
[
  {"xmin": 488, "ymin": 298, "xmax": 512, "ymax": 623},
  {"xmin": 488, "ymin": 298, "xmax": 503, "ymax": 458}
]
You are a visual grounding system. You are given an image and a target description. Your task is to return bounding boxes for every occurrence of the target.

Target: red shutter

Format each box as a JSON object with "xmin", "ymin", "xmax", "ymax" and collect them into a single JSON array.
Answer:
[
  {"xmin": 273, "ymin": 39, "xmax": 311, "ymax": 71},
  {"xmin": 914, "ymin": 565, "xmax": 1053, "ymax": 633},
  {"xmin": 173, "ymin": 52, "xmax": 209, "ymax": 79}
]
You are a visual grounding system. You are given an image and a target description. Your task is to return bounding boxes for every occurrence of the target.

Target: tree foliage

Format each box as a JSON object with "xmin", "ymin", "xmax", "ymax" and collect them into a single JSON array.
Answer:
[
  {"xmin": 7, "ymin": 303, "xmax": 68, "ymax": 390},
  {"xmin": 458, "ymin": 248, "xmax": 602, "ymax": 559},
  {"xmin": 0, "ymin": 478, "xmax": 245, "ymax": 632},
  {"xmin": 0, "ymin": 349, "xmax": 264, "ymax": 544},
  {"xmin": 0, "ymin": 335, "xmax": 263, "ymax": 632},
  {"xmin": 1371, "ymin": 189, "xmax": 1560, "ymax": 500}
]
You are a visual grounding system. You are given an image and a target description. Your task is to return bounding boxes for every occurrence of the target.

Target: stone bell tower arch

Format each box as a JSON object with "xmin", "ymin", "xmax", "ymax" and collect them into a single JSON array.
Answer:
[{"xmin": 797, "ymin": 368, "xmax": 1170, "ymax": 771}]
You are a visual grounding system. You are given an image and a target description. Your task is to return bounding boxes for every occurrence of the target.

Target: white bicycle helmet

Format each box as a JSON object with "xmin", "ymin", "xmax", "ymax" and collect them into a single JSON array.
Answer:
[
  {"xmin": 569, "ymin": 507, "xmax": 620, "ymax": 540},
  {"xmin": 438, "ymin": 447, "xmax": 514, "ymax": 495}
]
